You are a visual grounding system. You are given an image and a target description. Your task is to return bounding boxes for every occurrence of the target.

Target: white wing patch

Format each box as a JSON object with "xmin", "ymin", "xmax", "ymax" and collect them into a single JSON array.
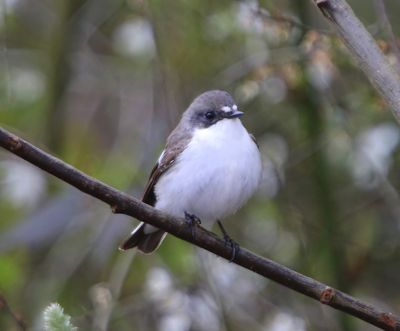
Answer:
[{"xmin": 157, "ymin": 149, "xmax": 165, "ymax": 164}]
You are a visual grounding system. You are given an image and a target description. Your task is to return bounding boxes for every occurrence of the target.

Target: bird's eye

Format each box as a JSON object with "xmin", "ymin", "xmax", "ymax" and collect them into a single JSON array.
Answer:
[{"xmin": 204, "ymin": 111, "xmax": 216, "ymax": 121}]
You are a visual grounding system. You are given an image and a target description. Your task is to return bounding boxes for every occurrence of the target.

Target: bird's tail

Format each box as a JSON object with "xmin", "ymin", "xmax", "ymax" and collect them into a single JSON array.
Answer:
[{"xmin": 119, "ymin": 222, "xmax": 167, "ymax": 254}]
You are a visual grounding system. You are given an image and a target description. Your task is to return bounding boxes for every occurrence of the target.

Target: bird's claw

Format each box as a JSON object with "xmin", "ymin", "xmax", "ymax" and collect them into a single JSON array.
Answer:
[
  {"xmin": 223, "ymin": 234, "xmax": 240, "ymax": 262},
  {"xmin": 217, "ymin": 220, "xmax": 240, "ymax": 262},
  {"xmin": 184, "ymin": 211, "xmax": 201, "ymax": 239}
]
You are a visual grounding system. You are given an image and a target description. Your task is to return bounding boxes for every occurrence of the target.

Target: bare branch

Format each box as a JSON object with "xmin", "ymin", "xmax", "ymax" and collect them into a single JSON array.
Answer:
[
  {"xmin": 0, "ymin": 127, "xmax": 399, "ymax": 330},
  {"xmin": 0, "ymin": 293, "xmax": 26, "ymax": 331},
  {"xmin": 311, "ymin": 0, "xmax": 400, "ymax": 123},
  {"xmin": 254, "ymin": 6, "xmax": 330, "ymax": 33}
]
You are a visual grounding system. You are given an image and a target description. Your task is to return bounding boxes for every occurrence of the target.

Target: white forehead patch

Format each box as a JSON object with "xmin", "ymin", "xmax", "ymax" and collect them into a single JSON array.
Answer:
[{"xmin": 221, "ymin": 105, "xmax": 238, "ymax": 113}]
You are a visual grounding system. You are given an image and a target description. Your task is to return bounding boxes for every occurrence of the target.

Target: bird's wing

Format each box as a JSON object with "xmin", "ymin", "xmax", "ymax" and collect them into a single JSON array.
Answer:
[
  {"xmin": 249, "ymin": 133, "xmax": 259, "ymax": 149},
  {"xmin": 142, "ymin": 129, "xmax": 191, "ymax": 206},
  {"xmin": 120, "ymin": 147, "xmax": 183, "ymax": 252},
  {"xmin": 141, "ymin": 151, "xmax": 173, "ymax": 206}
]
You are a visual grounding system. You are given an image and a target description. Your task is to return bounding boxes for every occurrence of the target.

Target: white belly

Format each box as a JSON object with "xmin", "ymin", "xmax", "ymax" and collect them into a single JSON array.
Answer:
[{"xmin": 154, "ymin": 118, "xmax": 262, "ymax": 228}]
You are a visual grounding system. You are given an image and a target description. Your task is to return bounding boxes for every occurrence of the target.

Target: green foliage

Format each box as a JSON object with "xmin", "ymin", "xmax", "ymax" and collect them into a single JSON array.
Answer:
[{"xmin": 0, "ymin": 254, "xmax": 24, "ymax": 294}]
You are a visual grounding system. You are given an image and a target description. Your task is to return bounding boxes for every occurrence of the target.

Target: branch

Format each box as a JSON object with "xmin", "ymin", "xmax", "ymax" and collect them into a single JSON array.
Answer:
[
  {"xmin": 254, "ymin": 7, "xmax": 324, "ymax": 32},
  {"xmin": 312, "ymin": 0, "xmax": 400, "ymax": 123},
  {"xmin": 0, "ymin": 293, "xmax": 26, "ymax": 331},
  {"xmin": 0, "ymin": 126, "xmax": 399, "ymax": 331}
]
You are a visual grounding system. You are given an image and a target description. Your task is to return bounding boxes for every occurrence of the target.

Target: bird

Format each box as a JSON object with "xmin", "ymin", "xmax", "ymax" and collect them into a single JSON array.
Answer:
[{"xmin": 120, "ymin": 90, "xmax": 262, "ymax": 255}]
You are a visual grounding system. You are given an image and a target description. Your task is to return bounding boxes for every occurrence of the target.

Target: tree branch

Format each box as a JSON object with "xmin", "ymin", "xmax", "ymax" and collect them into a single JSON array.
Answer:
[
  {"xmin": 0, "ymin": 126, "xmax": 399, "ymax": 330},
  {"xmin": 0, "ymin": 293, "xmax": 26, "ymax": 331},
  {"xmin": 254, "ymin": 6, "xmax": 331, "ymax": 34},
  {"xmin": 311, "ymin": 0, "xmax": 400, "ymax": 123}
]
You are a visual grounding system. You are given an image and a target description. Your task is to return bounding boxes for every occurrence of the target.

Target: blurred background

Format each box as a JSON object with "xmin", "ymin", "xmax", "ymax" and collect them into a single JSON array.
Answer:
[{"xmin": 1, "ymin": 0, "xmax": 400, "ymax": 330}]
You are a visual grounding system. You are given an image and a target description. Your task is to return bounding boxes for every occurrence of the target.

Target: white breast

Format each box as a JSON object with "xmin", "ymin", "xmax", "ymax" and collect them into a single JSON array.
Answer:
[{"xmin": 154, "ymin": 119, "xmax": 262, "ymax": 228}]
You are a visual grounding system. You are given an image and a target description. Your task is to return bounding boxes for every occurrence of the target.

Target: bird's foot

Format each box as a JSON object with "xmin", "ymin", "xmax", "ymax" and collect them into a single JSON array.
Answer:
[
  {"xmin": 217, "ymin": 220, "xmax": 240, "ymax": 262},
  {"xmin": 184, "ymin": 211, "xmax": 201, "ymax": 239}
]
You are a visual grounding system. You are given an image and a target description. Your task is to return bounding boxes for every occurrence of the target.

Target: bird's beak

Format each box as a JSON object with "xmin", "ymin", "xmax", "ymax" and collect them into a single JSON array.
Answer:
[{"xmin": 226, "ymin": 110, "xmax": 244, "ymax": 119}]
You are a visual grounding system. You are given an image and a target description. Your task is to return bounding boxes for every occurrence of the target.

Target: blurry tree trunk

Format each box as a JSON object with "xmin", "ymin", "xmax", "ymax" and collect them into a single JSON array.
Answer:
[
  {"xmin": 296, "ymin": 83, "xmax": 354, "ymax": 331},
  {"xmin": 46, "ymin": 0, "xmax": 85, "ymax": 153},
  {"xmin": 289, "ymin": 2, "xmax": 354, "ymax": 329}
]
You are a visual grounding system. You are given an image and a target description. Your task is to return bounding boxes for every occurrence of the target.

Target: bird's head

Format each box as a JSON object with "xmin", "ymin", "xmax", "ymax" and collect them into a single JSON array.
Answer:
[{"xmin": 183, "ymin": 90, "xmax": 243, "ymax": 129}]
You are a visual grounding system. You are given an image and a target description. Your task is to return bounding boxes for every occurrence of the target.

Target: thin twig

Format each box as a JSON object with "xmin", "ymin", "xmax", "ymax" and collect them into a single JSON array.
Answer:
[
  {"xmin": 254, "ymin": 6, "xmax": 332, "ymax": 34},
  {"xmin": 0, "ymin": 127, "xmax": 399, "ymax": 330},
  {"xmin": 311, "ymin": 0, "xmax": 400, "ymax": 123},
  {"xmin": 0, "ymin": 293, "xmax": 26, "ymax": 331}
]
